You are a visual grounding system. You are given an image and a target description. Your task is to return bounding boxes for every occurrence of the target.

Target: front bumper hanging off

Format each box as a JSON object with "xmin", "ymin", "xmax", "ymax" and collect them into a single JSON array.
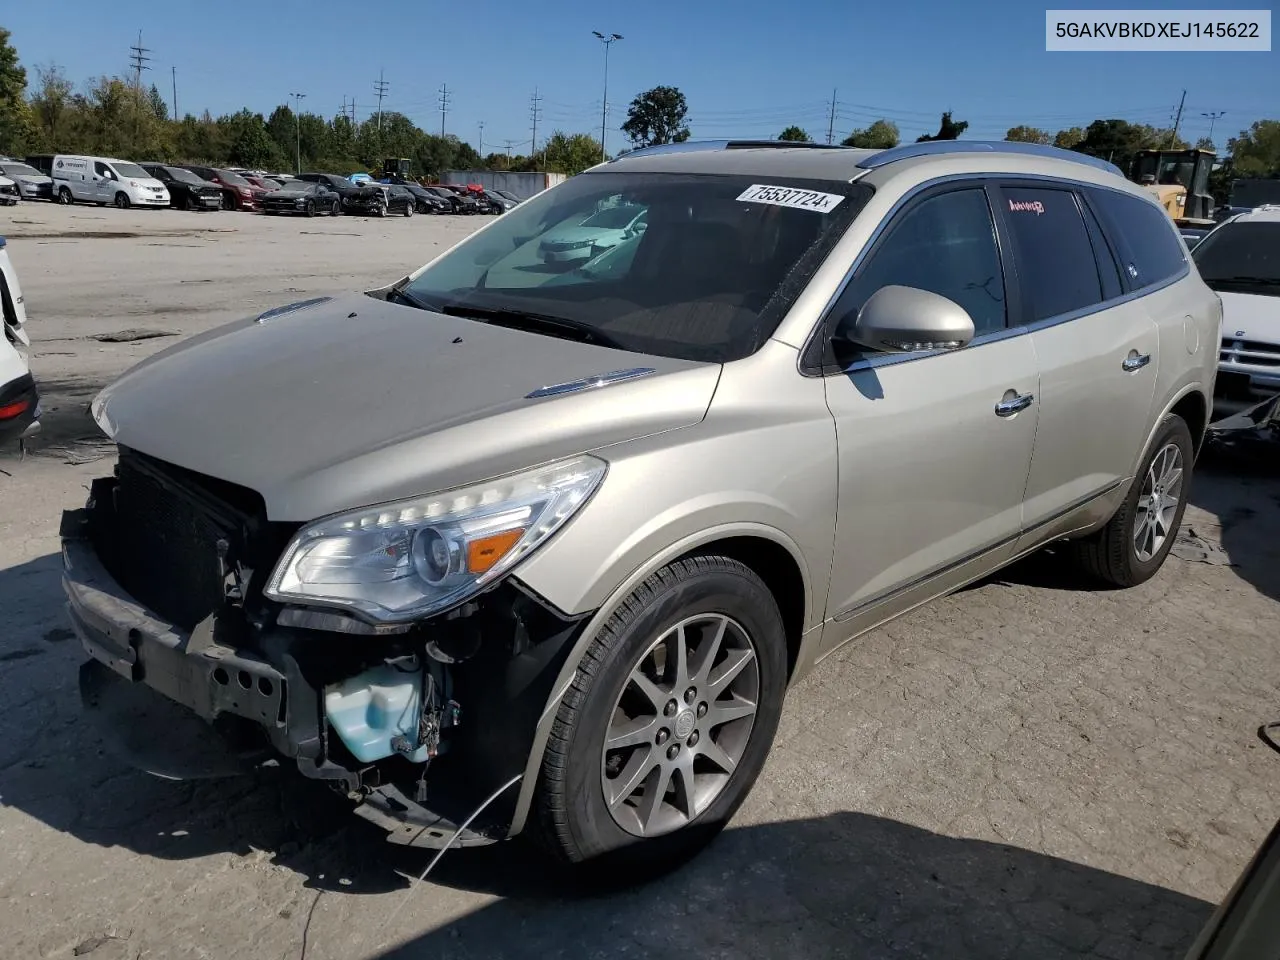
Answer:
[{"xmin": 61, "ymin": 500, "xmax": 588, "ymax": 848}]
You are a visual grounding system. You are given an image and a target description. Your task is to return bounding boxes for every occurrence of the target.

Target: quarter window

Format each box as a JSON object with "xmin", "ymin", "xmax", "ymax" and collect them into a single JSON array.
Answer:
[
  {"xmin": 1000, "ymin": 186, "xmax": 1102, "ymax": 323},
  {"xmin": 829, "ymin": 187, "xmax": 1008, "ymax": 344},
  {"xmin": 1089, "ymin": 187, "xmax": 1187, "ymax": 289}
]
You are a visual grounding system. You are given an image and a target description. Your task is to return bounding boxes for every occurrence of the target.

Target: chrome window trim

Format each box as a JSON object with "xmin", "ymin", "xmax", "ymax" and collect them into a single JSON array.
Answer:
[{"xmin": 798, "ymin": 171, "xmax": 1191, "ymax": 379}]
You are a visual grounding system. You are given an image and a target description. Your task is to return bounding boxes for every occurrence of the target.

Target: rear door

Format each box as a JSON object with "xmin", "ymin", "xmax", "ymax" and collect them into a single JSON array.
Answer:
[{"xmin": 995, "ymin": 180, "xmax": 1160, "ymax": 535}]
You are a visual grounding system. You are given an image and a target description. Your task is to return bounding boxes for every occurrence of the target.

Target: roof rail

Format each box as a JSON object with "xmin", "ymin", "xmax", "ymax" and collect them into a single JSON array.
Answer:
[
  {"xmin": 855, "ymin": 140, "xmax": 1124, "ymax": 178},
  {"xmin": 611, "ymin": 139, "xmax": 853, "ymax": 163}
]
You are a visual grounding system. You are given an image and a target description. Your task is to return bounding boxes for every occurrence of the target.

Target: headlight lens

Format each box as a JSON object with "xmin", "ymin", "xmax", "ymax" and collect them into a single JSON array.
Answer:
[{"xmin": 264, "ymin": 456, "xmax": 606, "ymax": 623}]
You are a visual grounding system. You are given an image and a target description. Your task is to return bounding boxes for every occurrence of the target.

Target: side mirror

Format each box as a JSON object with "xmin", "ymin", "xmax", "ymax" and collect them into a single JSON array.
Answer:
[{"xmin": 839, "ymin": 285, "xmax": 975, "ymax": 353}]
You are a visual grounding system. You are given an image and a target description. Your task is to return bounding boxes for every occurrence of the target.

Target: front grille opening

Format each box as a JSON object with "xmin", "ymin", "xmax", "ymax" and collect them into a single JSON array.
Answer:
[{"xmin": 88, "ymin": 447, "xmax": 290, "ymax": 631}]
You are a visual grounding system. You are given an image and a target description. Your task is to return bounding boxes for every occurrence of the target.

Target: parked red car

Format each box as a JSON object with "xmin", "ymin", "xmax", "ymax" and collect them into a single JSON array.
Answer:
[{"xmin": 181, "ymin": 165, "xmax": 261, "ymax": 211}]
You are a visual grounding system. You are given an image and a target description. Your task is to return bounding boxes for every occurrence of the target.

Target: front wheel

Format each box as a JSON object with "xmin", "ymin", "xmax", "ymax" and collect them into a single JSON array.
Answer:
[
  {"xmin": 221, "ymin": 192, "xmax": 235, "ymax": 211},
  {"xmin": 304, "ymin": 200, "xmax": 316, "ymax": 217},
  {"xmin": 114, "ymin": 192, "xmax": 130, "ymax": 209},
  {"xmin": 404, "ymin": 201, "xmax": 414, "ymax": 217},
  {"xmin": 1067, "ymin": 413, "xmax": 1194, "ymax": 587},
  {"xmin": 534, "ymin": 556, "xmax": 787, "ymax": 874},
  {"xmin": 329, "ymin": 200, "xmax": 341, "ymax": 216}
]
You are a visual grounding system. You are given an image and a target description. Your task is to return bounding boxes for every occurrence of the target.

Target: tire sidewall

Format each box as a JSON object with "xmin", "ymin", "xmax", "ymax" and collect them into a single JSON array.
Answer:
[
  {"xmin": 553, "ymin": 561, "xmax": 787, "ymax": 865},
  {"xmin": 1120, "ymin": 415, "xmax": 1194, "ymax": 581}
]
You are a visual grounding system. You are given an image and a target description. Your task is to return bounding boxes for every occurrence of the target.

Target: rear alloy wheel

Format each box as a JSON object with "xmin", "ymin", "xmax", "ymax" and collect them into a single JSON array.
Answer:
[
  {"xmin": 535, "ymin": 556, "xmax": 787, "ymax": 875},
  {"xmin": 1067, "ymin": 413, "xmax": 1194, "ymax": 587},
  {"xmin": 304, "ymin": 199, "xmax": 316, "ymax": 217},
  {"xmin": 329, "ymin": 200, "xmax": 341, "ymax": 216},
  {"xmin": 404, "ymin": 201, "xmax": 414, "ymax": 217},
  {"xmin": 373, "ymin": 198, "xmax": 385, "ymax": 217},
  {"xmin": 114, "ymin": 192, "xmax": 131, "ymax": 209},
  {"xmin": 58, "ymin": 187, "xmax": 73, "ymax": 205}
]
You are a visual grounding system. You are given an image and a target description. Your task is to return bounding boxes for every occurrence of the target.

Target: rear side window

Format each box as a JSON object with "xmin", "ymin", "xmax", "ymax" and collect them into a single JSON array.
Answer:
[
  {"xmin": 1089, "ymin": 188, "xmax": 1187, "ymax": 289},
  {"xmin": 1000, "ymin": 186, "xmax": 1102, "ymax": 322}
]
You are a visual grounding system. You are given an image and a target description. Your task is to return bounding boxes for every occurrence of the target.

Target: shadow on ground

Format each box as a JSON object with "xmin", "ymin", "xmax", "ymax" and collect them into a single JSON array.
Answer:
[
  {"xmin": 372, "ymin": 811, "xmax": 1215, "ymax": 960},
  {"xmin": 1191, "ymin": 444, "xmax": 1280, "ymax": 604}
]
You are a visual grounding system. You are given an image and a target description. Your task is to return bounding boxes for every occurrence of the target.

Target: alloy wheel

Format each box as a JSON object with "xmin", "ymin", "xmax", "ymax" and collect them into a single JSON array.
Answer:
[
  {"xmin": 1134, "ymin": 442, "xmax": 1184, "ymax": 562},
  {"xmin": 601, "ymin": 613, "xmax": 759, "ymax": 838}
]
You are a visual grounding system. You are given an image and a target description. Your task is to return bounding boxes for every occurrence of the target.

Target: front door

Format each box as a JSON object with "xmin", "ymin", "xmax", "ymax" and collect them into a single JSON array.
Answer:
[
  {"xmin": 819, "ymin": 183, "xmax": 1040, "ymax": 650},
  {"xmin": 992, "ymin": 182, "xmax": 1161, "ymax": 531}
]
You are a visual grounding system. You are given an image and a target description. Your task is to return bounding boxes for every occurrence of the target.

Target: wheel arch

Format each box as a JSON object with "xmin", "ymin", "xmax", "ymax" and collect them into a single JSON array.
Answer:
[
  {"xmin": 1136, "ymin": 383, "xmax": 1210, "ymax": 474},
  {"xmin": 505, "ymin": 523, "xmax": 812, "ymax": 838}
]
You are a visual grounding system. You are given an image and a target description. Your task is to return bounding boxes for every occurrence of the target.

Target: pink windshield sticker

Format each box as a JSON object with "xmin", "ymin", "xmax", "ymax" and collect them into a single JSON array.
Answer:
[{"xmin": 1008, "ymin": 199, "xmax": 1046, "ymax": 215}]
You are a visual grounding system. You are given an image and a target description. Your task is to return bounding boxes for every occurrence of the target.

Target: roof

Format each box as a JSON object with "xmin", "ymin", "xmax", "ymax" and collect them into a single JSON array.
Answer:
[
  {"xmin": 1228, "ymin": 204, "xmax": 1280, "ymax": 223},
  {"xmin": 594, "ymin": 139, "xmax": 1128, "ymax": 186}
]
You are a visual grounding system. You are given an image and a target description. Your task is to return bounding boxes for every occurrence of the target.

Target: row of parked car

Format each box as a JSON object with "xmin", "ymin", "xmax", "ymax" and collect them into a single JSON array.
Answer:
[{"xmin": 0, "ymin": 155, "xmax": 521, "ymax": 218}]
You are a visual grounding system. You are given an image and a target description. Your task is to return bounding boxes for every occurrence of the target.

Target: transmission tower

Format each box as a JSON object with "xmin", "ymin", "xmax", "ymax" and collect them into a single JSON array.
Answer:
[
  {"xmin": 438, "ymin": 84, "xmax": 451, "ymax": 138},
  {"xmin": 373, "ymin": 69, "xmax": 389, "ymax": 139},
  {"xmin": 530, "ymin": 87, "xmax": 543, "ymax": 159},
  {"xmin": 128, "ymin": 31, "xmax": 151, "ymax": 90}
]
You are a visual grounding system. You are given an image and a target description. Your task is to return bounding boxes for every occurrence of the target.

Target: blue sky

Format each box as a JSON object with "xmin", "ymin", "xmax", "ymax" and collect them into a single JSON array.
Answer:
[{"xmin": 5, "ymin": 0, "xmax": 1276, "ymax": 155}]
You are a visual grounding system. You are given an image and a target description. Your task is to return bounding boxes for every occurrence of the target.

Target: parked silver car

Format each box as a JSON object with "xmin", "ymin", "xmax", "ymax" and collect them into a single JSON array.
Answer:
[{"xmin": 63, "ymin": 139, "xmax": 1219, "ymax": 874}]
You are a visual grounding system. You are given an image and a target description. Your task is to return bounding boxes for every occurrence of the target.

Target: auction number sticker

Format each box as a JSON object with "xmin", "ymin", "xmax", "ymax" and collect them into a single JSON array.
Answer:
[{"xmin": 736, "ymin": 184, "xmax": 845, "ymax": 213}]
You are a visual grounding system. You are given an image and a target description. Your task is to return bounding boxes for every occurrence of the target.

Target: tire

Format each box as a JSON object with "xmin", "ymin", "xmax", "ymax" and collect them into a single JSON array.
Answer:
[
  {"xmin": 373, "ymin": 199, "xmax": 385, "ymax": 217},
  {"xmin": 534, "ymin": 555, "xmax": 787, "ymax": 876},
  {"xmin": 329, "ymin": 200, "xmax": 340, "ymax": 216},
  {"xmin": 1067, "ymin": 414, "xmax": 1194, "ymax": 587},
  {"xmin": 221, "ymin": 192, "xmax": 235, "ymax": 211},
  {"xmin": 176, "ymin": 193, "xmax": 189, "ymax": 211},
  {"xmin": 58, "ymin": 186, "xmax": 73, "ymax": 205},
  {"xmin": 404, "ymin": 201, "xmax": 414, "ymax": 217},
  {"xmin": 114, "ymin": 192, "xmax": 130, "ymax": 209},
  {"xmin": 304, "ymin": 200, "xmax": 316, "ymax": 217}
]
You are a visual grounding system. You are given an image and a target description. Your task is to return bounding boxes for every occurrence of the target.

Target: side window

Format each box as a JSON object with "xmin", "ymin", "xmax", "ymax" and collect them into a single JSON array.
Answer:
[
  {"xmin": 94, "ymin": 161, "xmax": 112, "ymax": 179},
  {"xmin": 1000, "ymin": 186, "xmax": 1102, "ymax": 322},
  {"xmin": 829, "ymin": 187, "xmax": 1007, "ymax": 346},
  {"xmin": 1089, "ymin": 187, "xmax": 1187, "ymax": 289}
]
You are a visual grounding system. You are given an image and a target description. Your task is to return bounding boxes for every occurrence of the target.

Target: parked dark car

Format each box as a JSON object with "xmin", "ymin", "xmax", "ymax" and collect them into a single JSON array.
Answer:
[
  {"xmin": 261, "ymin": 179, "xmax": 343, "ymax": 217},
  {"xmin": 480, "ymin": 189, "xmax": 516, "ymax": 215},
  {"xmin": 182, "ymin": 166, "xmax": 260, "ymax": 211},
  {"xmin": 379, "ymin": 179, "xmax": 449, "ymax": 214},
  {"xmin": 423, "ymin": 184, "xmax": 480, "ymax": 215},
  {"xmin": 138, "ymin": 163, "xmax": 222, "ymax": 211},
  {"xmin": 492, "ymin": 188, "xmax": 523, "ymax": 206},
  {"xmin": 333, "ymin": 181, "xmax": 412, "ymax": 217},
  {"xmin": 294, "ymin": 173, "xmax": 390, "ymax": 215}
]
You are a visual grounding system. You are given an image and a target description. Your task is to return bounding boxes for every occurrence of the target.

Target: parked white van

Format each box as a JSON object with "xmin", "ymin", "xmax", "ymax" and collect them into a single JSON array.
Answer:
[{"xmin": 51, "ymin": 156, "xmax": 170, "ymax": 209}]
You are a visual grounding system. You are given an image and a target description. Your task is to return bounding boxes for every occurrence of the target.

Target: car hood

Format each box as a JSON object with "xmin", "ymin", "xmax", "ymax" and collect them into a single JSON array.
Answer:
[
  {"xmin": 12, "ymin": 174, "xmax": 51, "ymax": 184},
  {"xmin": 265, "ymin": 189, "xmax": 312, "ymax": 199},
  {"xmin": 90, "ymin": 292, "xmax": 719, "ymax": 521},
  {"xmin": 1219, "ymin": 291, "xmax": 1280, "ymax": 341}
]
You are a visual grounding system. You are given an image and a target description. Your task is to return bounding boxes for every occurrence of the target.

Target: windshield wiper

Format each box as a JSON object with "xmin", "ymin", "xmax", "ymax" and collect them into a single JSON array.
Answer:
[
  {"xmin": 437, "ymin": 303, "xmax": 627, "ymax": 350},
  {"xmin": 386, "ymin": 285, "xmax": 430, "ymax": 310}
]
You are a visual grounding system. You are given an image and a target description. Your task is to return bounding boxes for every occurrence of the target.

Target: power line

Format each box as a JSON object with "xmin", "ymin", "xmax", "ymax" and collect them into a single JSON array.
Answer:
[
  {"xmin": 438, "ymin": 83, "xmax": 451, "ymax": 138},
  {"xmin": 128, "ymin": 30, "xmax": 151, "ymax": 90}
]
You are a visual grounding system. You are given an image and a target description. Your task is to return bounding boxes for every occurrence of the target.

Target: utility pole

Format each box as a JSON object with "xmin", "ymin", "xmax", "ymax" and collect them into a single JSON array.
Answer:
[
  {"xmin": 477, "ymin": 120, "xmax": 485, "ymax": 157},
  {"xmin": 826, "ymin": 88, "xmax": 837, "ymax": 145},
  {"xmin": 530, "ymin": 87, "xmax": 543, "ymax": 165},
  {"xmin": 1169, "ymin": 89, "xmax": 1187, "ymax": 147},
  {"xmin": 290, "ymin": 92, "xmax": 306, "ymax": 174},
  {"xmin": 373, "ymin": 69, "xmax": 389, "ymax": 146},
  {"xmin": 592, "ymin": 32, "xmax": 623, "ymax": 162},
  {"xmin": 1201, "ymin": 110, "xmax": 1225, "ymax": 146},
  {"xmin": 128, "ymin": 31, "xmax": 151, "ymax": 91},
  {"xmin": 503, "ymin": 139, "xmax": 518, "ymax": 164},
  {"xmin": 171, "ymin": 65, "xmax": 178, "ymax": 119},
  {"xmin": 438, "ymin": 84, "xmax": 451, "ymax": 138}
]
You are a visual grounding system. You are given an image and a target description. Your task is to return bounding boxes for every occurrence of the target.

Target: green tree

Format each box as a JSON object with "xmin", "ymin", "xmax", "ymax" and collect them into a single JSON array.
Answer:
[
  {"xmin": 29, "ymin": 63, "xmax": 75, "ymax": 150},
  {"xmin": 1073, "ymin": 119, "xmax": 1187, "ymax": 172},
  {"xmin": 540, "ymin": 130, "xmax": 604, "ymax": 175},
  {"xmin": 147, "ymin": 83, "xmax": 168, "ymax": 121},
  {"xmin": 1195, "ymin": 136, "xmax": 1215, "ymax": 151},
  {"xmin": 1005, "ymin": 125, "xmax": 1051, "ymax": 144},
  {"xmin": 842, "ymin": 120, "xmax": 899, "ymax": 148},
  {"xmin": 220, "ymin": 109, "xmax": 285, "ymax": 168},
  {"xmin": 1227, "ymin": 119, "xmax": 1280, "ymax": 176},
  {"xmin": 778, "ymin": 125, "xmax": 812, "ymax": 142},
  {"xmin": 916, "ymin": 111, "xmax": 968, "ymax": 142},
  {"xmin": 621, "ymin": 86, "xmax": 690, "ymax": 147},
  {"xmin": 1053, "ymin": 127, "xmax": 1085, "ymax": 149},
  {"xmin": 0, "ymin": 28, "xmax": 36, "ymax": 153}
]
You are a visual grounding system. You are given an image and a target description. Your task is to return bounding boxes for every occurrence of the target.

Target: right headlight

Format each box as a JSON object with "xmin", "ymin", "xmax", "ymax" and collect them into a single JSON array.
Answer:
[{"xmin": 264, "ymin": 456, "xmax": 606, "ymax": 624}]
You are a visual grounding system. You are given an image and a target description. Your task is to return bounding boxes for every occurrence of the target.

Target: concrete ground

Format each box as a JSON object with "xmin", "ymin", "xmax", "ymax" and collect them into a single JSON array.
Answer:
[{"xmin": 1, "ymin": 203, "xmax": 1278, "ymax": 960}]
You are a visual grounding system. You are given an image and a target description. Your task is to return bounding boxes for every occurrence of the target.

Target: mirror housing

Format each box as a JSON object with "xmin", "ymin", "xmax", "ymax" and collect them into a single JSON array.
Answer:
[{"xmin": 839, "ymin": 285, "xmax": 976, "ymax": 354}]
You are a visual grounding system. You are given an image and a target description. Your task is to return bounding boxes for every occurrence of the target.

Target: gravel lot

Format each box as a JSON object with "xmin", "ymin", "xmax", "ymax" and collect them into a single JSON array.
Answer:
[{"xmin": 1, "ymin": 203, "xmax": 1278, "ymax": 960}]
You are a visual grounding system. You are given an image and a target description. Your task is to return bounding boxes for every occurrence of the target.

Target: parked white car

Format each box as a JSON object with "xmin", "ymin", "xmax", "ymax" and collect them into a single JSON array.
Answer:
[
  {"xmin": 0, "ymin": 236, "xmax": 40, "ymax": 446},
  {"xmin": 0, "ymin": 174, "xmax": 18, "ymax": 206},
  {"xmin": 538, "ymin": 202, "xmax": 648, "ymax": 262},
  {"xmin": 1193, "ymin": 205, "xmax": 1280, "ymax": 407},
  {"xmin": 51, "ymin": 155, "xmax": 170, "ymax": 209},
  {"xmin": 0, "ymin": 160, "xmax": 54, "ymax": 200}
]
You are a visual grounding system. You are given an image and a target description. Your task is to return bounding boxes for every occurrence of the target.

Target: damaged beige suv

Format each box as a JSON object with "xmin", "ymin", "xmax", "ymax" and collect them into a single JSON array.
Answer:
[{"xmin": 65, "ymin": 140, "xmax": 1219, "ymax": 871}]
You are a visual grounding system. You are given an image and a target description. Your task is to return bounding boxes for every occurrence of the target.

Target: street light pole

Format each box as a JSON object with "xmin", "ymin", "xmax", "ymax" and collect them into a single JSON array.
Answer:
[
  {"xmin": 592, "ymin": 31, "xmax": 623, "ymax": 163},
  {"xmin": 290, "ymin": 92, "xmax": 306, "ymax": 174}
]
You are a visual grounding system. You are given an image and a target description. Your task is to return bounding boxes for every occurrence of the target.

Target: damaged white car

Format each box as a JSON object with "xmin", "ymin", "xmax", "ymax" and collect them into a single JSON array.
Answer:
[{"xmin": 1, "ymin": 236, "xmax": 40, "ymax": 447}]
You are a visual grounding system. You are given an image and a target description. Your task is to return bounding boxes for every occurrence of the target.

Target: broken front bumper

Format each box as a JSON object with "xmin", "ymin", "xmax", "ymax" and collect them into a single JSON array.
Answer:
[{"xmin": 61, "ymin": 505, "xmax": 587, "ymax": 848}]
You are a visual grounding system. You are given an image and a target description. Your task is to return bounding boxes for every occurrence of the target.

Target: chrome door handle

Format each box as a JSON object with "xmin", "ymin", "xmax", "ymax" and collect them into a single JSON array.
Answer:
[
  {"xmin": 1122, "ymin": 352, "xmax": 1151, "ymax": 372},
  {"xmin": 994, "ymin": 392, "xmax": 1034, "ymax": 417}
]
